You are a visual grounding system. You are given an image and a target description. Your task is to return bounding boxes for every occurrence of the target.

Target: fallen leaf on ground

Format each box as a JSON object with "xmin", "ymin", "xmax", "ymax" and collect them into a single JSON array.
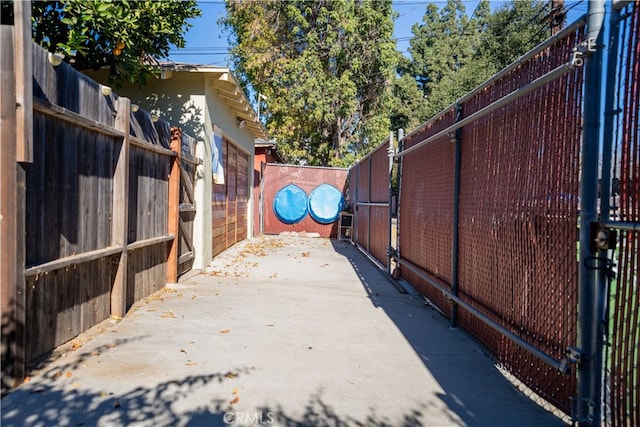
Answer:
[
  {"xmin": 302, "ymin": 252, "xmax": 310, "ymax": 257},
  {"xmin": 186, "ymin": 362, "xmax": 197, "ymax": 366},
  {"xmin": 100, "ymin": 390, "xmax": 108, "ymax": 397},
  {"xmin": 224, "ymin": 372, "xmax": 236, "ymax": 379},
  {"xmin": 231, "ymin": 387, "xmax": 239, "ymax": 395},
  {"xmin": 230, "ymin": 395, "xmax": 240, "ymax": 405},
  {"xmin": 110, "ymin": 315, "xmax": 122, "ymax": 321},
  {"xmin": 53, "ymin": 372, "xmax": 62, "ymax": 378},
  {"xmin": 161, "ymin": 311, "xmax": 176, "ymax": 319},
  {"xmin": 71, "ymin": 342, "xmax": 82, "ymax": 351},
  {"xmin": 220, "ymin": 329, "xmax": 230, "ymax": 334},
  {"xmin": 23, "ymin": 377, "xmax": 30, "ymax": 384},
  {"xmin": 66, "ymin": 371, "xmax": 73, "ymax": 378},
  {"xmin": 71, "ymin": 382, "xmax": 80, "ymax": 388},
  {"xmin": 180, "ymin": 349, "xmax": 187, "ymax": 354}
]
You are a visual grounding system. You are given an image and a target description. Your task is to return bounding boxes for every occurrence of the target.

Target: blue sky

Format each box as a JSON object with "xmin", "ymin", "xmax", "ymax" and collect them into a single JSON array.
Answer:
[{"xmin": 167, "ymin": 1, "xmax": 589, "ymax": 66}]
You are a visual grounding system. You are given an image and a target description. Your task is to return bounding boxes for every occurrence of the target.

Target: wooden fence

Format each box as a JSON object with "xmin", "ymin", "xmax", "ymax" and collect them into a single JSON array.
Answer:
[{"xmin": 1, "ymin": 35, "xmax": 197, "ymax": 393}]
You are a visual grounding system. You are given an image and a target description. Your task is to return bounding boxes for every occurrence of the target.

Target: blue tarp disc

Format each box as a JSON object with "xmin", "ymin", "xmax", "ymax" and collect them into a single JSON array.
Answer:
[
  {"xmin": 273, "ymin": 184, "xmax": 308, "ymax": 224},
  {"xmin": 308, "ymin": 184, "xmax": 344, "ymax": 224}
]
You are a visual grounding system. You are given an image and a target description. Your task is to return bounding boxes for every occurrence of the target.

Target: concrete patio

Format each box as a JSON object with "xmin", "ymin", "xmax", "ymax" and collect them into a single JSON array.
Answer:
[{"xmin": 1, "ymin": 235, "xmax": 566, "ymax": 426}]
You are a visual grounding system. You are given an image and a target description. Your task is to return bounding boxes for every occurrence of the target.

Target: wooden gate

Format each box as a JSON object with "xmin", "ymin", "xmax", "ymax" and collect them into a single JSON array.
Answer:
[{"xmin": 168, "ymin": 129, "xmax": 198, "ymax": 280}]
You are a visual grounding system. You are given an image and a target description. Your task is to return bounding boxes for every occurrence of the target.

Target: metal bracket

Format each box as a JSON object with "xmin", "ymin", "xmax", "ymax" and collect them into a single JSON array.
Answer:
[
  {"xmin": 590, "ymin": 222, "xmax": 618, "ymax": 252},
  {"xmin": 386, "ymin": 246, "xmax": 398, "ymax": 259},
  {"xmin": 570, "ymin": 38, "xmax": 597, "ymax": 67},
  {"xmin": 558, "ymin": 346, "xmax": 584, "ymax": 374},
  {"xmin": 387, "ymin": 146, "xmax": 396, "ymax": 158},
  {"xmin": 566, "ymin": 346, "xmax": 583, "ymax": 364},
  {"xmin": 571, "ymin": 397, "xmax": 596, "ymax": 424}
]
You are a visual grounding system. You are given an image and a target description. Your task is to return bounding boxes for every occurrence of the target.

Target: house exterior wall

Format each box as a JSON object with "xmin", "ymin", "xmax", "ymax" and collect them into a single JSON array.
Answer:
[
  {"xmin": 84, "ymin": 70, "xmax": 257, "ymax": 271},
  {"xmin": 204, "ymin": 80, "xmax": 255, "ymax": 244}
]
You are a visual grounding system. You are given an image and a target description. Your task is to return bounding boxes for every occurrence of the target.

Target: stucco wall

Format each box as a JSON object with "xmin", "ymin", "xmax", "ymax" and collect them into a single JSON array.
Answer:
[{"xmin": 85, "ymin": 69, "xmax": 257, "ymax": 270}]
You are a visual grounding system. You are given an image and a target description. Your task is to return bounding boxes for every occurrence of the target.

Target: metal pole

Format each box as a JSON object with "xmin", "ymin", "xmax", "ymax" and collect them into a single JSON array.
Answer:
[
  {"xmin": 396, "ymin": 129, "xmax": 404, "ymax": 278},
  {"xmin": 577, "ymin": 1, "xmax": 606, "ymax": 426},
  {"xmin": 601, "ymin": 5, "xmax": 622, "ymax": 224},
  {"xmin": 388, "ymin": 132, "xmax": 394, "ymax": 274},
  {"xmin": 398, "ymin": 258, "xmax": 568, "ymax": 372},
  {"xmin": 259, "ymin": 162, "xmax": 265, "ymax": 235},
  {"xmin": 450, "ymin": 104, "xmax": 462, "ymax": 328}
]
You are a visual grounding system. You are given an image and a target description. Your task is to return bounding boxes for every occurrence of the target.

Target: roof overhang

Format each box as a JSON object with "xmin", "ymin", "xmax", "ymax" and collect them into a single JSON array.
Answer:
[{"xmin": 158, "ymin": 63, "xmax": 268, "ymax": 140}]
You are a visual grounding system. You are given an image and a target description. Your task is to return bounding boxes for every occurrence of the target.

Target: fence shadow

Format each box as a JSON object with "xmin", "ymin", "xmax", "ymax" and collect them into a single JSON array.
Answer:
[
  {"xmin": 1, "ymin": 335, "xmax": 254, "ymax": 427},
  {"xmin": 329, "ymin": 240, "xmax": 566, "ymax": 427}
]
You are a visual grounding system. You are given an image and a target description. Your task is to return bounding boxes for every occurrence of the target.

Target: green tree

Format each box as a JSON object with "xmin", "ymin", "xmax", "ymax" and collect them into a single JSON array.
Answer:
[
  {"xmin": 389, "ymin": 56, "xmax": 428, "ymax": 133},
  {"xmin": 2, "ymin": 1, "xmax": 200, "ymax": 87},
  {"xmin": 476, "ymin": 0, "xmax": 552, "ymax": 70},
  {"xmin": 400, "ymin": 0, "xmax": 490, "ymax": 120},
  {"xmin": 223, "ymin": 0, "xmax": 397, "ymax": 167},
  {"xmin": 402, "ymin": 0, "xmax": 553, "ymax": 121}
]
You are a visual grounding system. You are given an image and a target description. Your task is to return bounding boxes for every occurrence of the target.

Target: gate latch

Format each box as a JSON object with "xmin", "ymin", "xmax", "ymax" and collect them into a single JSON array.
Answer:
[{"xmin": 590, "ymin": 222, "xmax": 617, "ymax": 252}]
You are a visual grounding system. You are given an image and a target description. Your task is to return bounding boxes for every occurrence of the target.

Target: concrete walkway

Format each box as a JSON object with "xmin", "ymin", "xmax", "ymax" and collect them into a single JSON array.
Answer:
[{"xmin": 1, "ymin": 236, "xmax": 566, "ymax": 427}]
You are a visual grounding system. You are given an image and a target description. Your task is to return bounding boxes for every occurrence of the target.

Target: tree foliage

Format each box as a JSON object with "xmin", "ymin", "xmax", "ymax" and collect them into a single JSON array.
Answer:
[
  {"xmin": 401, "ymin": 0, "xmax": 553, "ymax": 122},
  {"xmin": 223, "ymin": 0, "xmax": 397, "ymax": 167},
  {"xmin": 2, "ymin": 1, "xmax": 201, "ymax": 87}
]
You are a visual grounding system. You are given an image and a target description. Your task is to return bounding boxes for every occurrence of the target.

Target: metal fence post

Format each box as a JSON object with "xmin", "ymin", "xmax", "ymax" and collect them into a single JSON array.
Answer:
[
  {"xmin": 450, "ymin": 103, "xmax": 463, "ymax": 328},
  {"xmin": 388, "ymin": 131, "xmax": 394, "ymax": 274},
  {"xmin": 576, "ymin": 1, "xmax": 606, "ymax": 425}
]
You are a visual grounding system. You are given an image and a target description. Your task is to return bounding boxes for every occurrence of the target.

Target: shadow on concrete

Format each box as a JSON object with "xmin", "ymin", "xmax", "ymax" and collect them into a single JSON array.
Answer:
[
  {"xmin": 257, "ymin": 391, "xmax": 428, "ymax": 427},
  {"xmin": 1, "ymin": 336, "xmax": 254, "ymax": 427},
  {"xmin": 328, "ymin": 240, "xmax": 566, "ymax": 427}
]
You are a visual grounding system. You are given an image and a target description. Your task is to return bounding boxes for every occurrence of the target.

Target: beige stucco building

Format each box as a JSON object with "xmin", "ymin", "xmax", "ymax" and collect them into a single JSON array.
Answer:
[{"xmin": 86, "ymin": 64, "xmax": 267, "ymax": 270}]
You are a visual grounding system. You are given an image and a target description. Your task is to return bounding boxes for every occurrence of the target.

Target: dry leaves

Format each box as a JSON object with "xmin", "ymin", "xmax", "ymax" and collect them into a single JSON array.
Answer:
[
  {"xmin": 224, "ymin": 372, "xmax": 236, "ymax": 379},
  {"xmin": 220, "ymin": 329, "xmax": 230, "ymax": 334},
  {"xmin": 161, "ymin": 311, "xmax": 176, "ymax": 319},
  {"xmin": 302, "ymin": 252, "xmax": 310, "ymax": 257},
  {"xmin": 230, "ymin": 395, "xmax": 240, "ymax": 405}
]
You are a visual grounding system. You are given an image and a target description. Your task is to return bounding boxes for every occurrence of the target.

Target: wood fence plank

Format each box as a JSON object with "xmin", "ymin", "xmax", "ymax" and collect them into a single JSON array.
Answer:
[
  {"xmin": 167, "ymin": 128, "xmax": 181, "ymax": 283},
  {"xmin": 14, "ymin": 0, "xmax": 33, "ymax": 163},
  {"xmin": 33, "ymin": 98, "xmax": 125, "ymax": 139},
  {"xmin": 1, "ymin": 24, "xmax": 26, "ymax": 391},
  {"xmin": 24, "ymin": 246, "xmax": 123, "ymax": 277},
  {"xmin": 111, "ymin": 97, "xmax": 130, "ymax": 317}
]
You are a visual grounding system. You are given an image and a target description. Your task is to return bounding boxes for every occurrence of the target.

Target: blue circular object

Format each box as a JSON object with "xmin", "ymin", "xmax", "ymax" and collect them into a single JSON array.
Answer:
[
  {"xmin": 308, "ymin": 184, "xmax": 344, "ymax": 224},
  {"xmin": 273, "ymin": 184, "xmax": 308, "ymax": 224}
]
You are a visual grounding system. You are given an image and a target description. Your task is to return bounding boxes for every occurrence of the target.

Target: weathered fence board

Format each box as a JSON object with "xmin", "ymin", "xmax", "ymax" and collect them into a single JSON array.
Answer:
[
  {"xmin": 11, "ymin": 42, "xmax": 188, "ymax": 370},
  {"xmin": 25, "ymin": 257, "xmax": 114, "ymax": 361}
]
